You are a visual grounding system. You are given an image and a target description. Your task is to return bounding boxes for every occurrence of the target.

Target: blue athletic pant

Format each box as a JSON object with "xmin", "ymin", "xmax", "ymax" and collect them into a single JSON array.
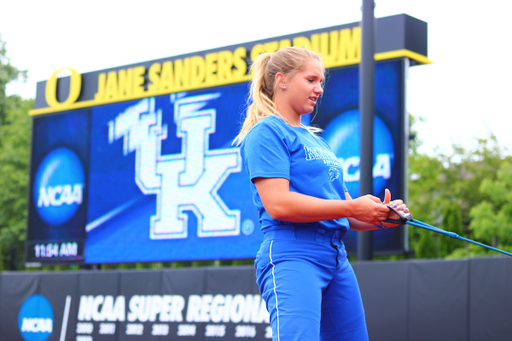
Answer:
[{"xmin": 255, "ymin": 225, "xmax": 369, "ymax": 341}]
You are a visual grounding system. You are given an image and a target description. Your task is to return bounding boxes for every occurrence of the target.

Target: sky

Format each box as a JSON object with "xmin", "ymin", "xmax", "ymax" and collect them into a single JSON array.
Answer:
[{"xmin": 1, "ymin": 0, "xmax": 511, "ymax": 155}]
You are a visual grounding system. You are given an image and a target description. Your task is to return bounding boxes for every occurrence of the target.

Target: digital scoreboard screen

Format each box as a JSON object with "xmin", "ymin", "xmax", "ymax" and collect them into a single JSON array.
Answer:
[
  {"xmin": 26, "ymin": 59, "xmax": 406, "ymax": 264},
  {"xmin": 27, "ymin": 14, "xmax": 432, "ymax": 264},
  {"xmin": 27, "ymin": 110, "xmax": 90, "ymax": 262}
]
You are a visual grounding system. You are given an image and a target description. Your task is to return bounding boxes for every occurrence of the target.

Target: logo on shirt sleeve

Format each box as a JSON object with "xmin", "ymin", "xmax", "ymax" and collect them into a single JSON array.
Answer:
[{"xmin": 328, "ymin": 167, "xmax": 340, "ymax": 182}]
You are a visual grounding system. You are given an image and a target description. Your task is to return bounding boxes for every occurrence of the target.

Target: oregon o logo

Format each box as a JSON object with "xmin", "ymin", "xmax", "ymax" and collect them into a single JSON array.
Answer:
[
  {"xmin": 33, "ymin": 148, "xmax": 85, "ymax": 226},
  {"xmin": 45, "ymin": 67, "xmax": 82, "ymax": 109},
  {"xmin": 18, "ymin": 295, "xmax": 54, "ymax": 341},
  {"xmin": 322, "ymin": 109, "xmax": 395, "ymax": 197}
]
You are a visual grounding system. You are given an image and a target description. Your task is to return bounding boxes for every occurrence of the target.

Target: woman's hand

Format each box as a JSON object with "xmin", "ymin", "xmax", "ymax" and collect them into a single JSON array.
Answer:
[
  {"xmin": 348, "ymin": 195, "xmax": 392, "ymax": 225},
  {"xmin": 381, "ymin": 189, "xmax": 409, "ymax": 228}
]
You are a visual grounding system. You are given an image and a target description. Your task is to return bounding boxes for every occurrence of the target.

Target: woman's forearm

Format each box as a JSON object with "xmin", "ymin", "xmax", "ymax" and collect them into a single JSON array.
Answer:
[
  {"xmin": 262, "ymin": 190, "xmax": 356, "ymax": 222},
  {"xmin": 347, "ymin": 218, "xmax": 379, "ymax": 231},
  {"xmin": 254, "ymin": 177, "xmax": 390, "ymax": 225}
]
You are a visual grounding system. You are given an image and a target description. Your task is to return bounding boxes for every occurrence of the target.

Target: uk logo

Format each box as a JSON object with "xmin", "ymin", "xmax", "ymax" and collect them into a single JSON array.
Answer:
[
  {"xmin": 328, "ymin": 167, "xmax": 340, "ymax": 182},
  {"xmin": 108, "ymin": 93, "xmax": 241, "ymax": 239}
]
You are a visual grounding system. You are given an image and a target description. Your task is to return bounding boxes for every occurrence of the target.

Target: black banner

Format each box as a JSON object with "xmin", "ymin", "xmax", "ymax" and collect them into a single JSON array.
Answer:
[
  {"xmin": 2, "ymin": 257, "xmax": 512, "ymax": 341},
  {"xmin": 1, "ymin": 267, "xmax": 268, "ymax": 341}
]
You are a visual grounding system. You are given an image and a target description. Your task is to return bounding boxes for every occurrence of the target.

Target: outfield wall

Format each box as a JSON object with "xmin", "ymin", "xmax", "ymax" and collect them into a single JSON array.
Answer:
[{"xmin": 1, "ymin": 257, "xmax": 511, "ymax": 341}]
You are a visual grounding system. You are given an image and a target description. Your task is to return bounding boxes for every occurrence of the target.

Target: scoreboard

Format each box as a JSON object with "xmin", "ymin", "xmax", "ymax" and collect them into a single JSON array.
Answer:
[{"xmin": 26, "ymin": 14, "xmax": 430, "ymax": 264}]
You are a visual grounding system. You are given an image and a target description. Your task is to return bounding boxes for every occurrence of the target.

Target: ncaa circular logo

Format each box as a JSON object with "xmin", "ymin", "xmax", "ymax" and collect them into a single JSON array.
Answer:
[
  {"xmin": 322, "ymin": 109, "xmax": 395, "ymax": 197},
  {"xmin": 33, "ymin": 147, "xmax": 85, "ymax": 226},
  {"xmin": 18, "ymin": 294, "xmax": 54, "ymax": 341}
]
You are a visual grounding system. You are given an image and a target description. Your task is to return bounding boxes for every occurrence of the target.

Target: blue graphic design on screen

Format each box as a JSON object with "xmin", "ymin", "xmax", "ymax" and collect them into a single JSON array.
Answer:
[
  {"xmin": 322, "ymin": 109, "xmax": 395, "ymax": 197},
  {"xmin": 33, "ymin": 148, "xmax": 85, "ymax": 226},
  {"xmin": 85, "ymin": 87, "xmax": 261, "ymax": 263},
  {"xmin": 18, "ymin": 295, "xmax": 54, "ymax": 341},
  {"xmin": 311, "ymin": 61, "xmax": 403, "ymax": 253},
  {"xmin": 104, "ymin": 94, "xmax": 241, "ymax": 240}
]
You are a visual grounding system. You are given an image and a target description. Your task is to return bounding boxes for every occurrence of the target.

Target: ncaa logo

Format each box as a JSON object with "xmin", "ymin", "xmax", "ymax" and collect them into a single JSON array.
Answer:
[
  {"xmin": 33, "ymin": 148, "xmax": 85, "ymax": 226},
  {"xmin": 18, "ymin": 294, "xmax": 54, "ymax": 341},
  {"xmin": 322, "ymin": 109, "xmax": 395, "ymax": 197}
]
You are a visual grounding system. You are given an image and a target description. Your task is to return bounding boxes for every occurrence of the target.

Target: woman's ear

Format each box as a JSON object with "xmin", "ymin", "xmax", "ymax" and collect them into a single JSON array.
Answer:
[{"xmin": 275, "ymin": 73, "xmax": 286, "ymax": 90}]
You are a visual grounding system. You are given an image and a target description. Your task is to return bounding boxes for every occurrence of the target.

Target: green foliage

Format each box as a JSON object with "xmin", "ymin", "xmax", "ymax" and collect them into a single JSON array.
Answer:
[
  {"xmin": 415, "ymin": 229, "xmax": 438, "ymax": 258},
  {"xmin": 0, "ymin": 35, "xmax": 27, "ymax": 125},
  {"xmin": 0, "ymin": 95, "xmax": 32, "ymax": 270},
  {"xmin": 408, "ymin": 152, "xmax": 444, "ymax": 224},
  {"xmin": 0, "ymin": 36, "xmax": 31, "ymax": 270},
  {"xmin": 469, "ymin": 161, "xmax": 512, "ymax": 248},
  {"xmin": 407, "ymin": 114, "xmax": 512, "ymax": 259},
  {"xmin": 408, "ymin": 113, "xmax": 424, "ymax": 155},
  {"xmin": 440, "ymin": 201, "xmax": 463, "ymax": 255}
]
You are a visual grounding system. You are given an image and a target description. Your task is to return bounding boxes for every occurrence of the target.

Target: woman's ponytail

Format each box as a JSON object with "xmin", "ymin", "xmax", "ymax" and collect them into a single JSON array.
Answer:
[{"xmin": 233, "ymin": 53, "xmax": 279, "ymax": 145}]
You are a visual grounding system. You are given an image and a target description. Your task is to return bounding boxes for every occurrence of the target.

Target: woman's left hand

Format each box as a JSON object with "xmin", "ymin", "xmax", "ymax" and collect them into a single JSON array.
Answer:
[{"xmin": 381, "ymin": 189, "xmax": 409, "ymax": 228}]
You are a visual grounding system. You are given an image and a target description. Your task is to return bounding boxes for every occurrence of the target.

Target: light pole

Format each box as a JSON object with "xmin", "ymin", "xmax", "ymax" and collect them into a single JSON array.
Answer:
[{"xmin": 357, "ymin": 0, "xmax": 375, "ymax": 261}]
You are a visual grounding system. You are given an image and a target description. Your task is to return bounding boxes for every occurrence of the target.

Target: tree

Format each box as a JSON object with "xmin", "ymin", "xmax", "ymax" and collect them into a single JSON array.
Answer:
[
  {"xmin": 441, "ymin": 137, "xmax": 506, "ymax": 229},
  {"xmin": 0, "ymin": 36, "xmax": 31, "ymax": 270},
  {"xmin": 407, "ymin": 138, "xmax": 444, "ymax": 258},
  {"xmin": 0, "ymin": 95, "xmax": 32, "ymax": 270},
  {"xmin": 440, "ymin": 201, "xmax": 463, "ymax": 255},
  {"xmin": 0, "ymin": 35, "xmax": 26, "ymax": 124},
  {"xmin": 469, "ymin": 161, "xmax": 512, "ymax": 252},
  {"xmin": 407, "ymin": 112, "xmax": 511, "ymax": 259}
]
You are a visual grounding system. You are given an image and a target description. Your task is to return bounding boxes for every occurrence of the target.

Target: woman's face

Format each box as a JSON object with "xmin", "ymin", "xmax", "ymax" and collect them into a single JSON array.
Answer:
[{"xmin": 279, "ymin": 59, "xmax": 324, "ymax": 117}]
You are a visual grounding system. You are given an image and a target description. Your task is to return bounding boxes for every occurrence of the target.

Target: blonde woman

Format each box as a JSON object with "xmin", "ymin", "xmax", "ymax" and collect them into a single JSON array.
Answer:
[{"xmin": 235, "ymin": 46, "xmax": 408, "ymax": 341}]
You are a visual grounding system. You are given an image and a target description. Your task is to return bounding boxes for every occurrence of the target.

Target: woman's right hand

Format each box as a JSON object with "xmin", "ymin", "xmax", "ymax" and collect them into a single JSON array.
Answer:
[{"xmin": 348, "ymin": 195, "xmax": 391, "ymax": 225}]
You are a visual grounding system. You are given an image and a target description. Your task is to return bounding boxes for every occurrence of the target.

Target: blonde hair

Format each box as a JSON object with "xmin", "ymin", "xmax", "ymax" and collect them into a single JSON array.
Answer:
[{"xmin": 233, "ymin": 46, "xmax": 324, "ymax": 145}]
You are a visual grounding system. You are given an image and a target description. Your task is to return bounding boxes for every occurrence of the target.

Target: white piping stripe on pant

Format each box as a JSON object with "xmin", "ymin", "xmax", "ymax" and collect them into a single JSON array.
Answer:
[{"xmin": 269, "ymin": 240, "xmax": 280, "ymax": 341}]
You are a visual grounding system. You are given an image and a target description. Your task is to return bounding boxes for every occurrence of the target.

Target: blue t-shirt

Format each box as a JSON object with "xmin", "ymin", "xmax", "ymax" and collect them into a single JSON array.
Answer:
[{"xmin": 240, "ymin": 116, "xmax": 350, "ymax": 233}]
